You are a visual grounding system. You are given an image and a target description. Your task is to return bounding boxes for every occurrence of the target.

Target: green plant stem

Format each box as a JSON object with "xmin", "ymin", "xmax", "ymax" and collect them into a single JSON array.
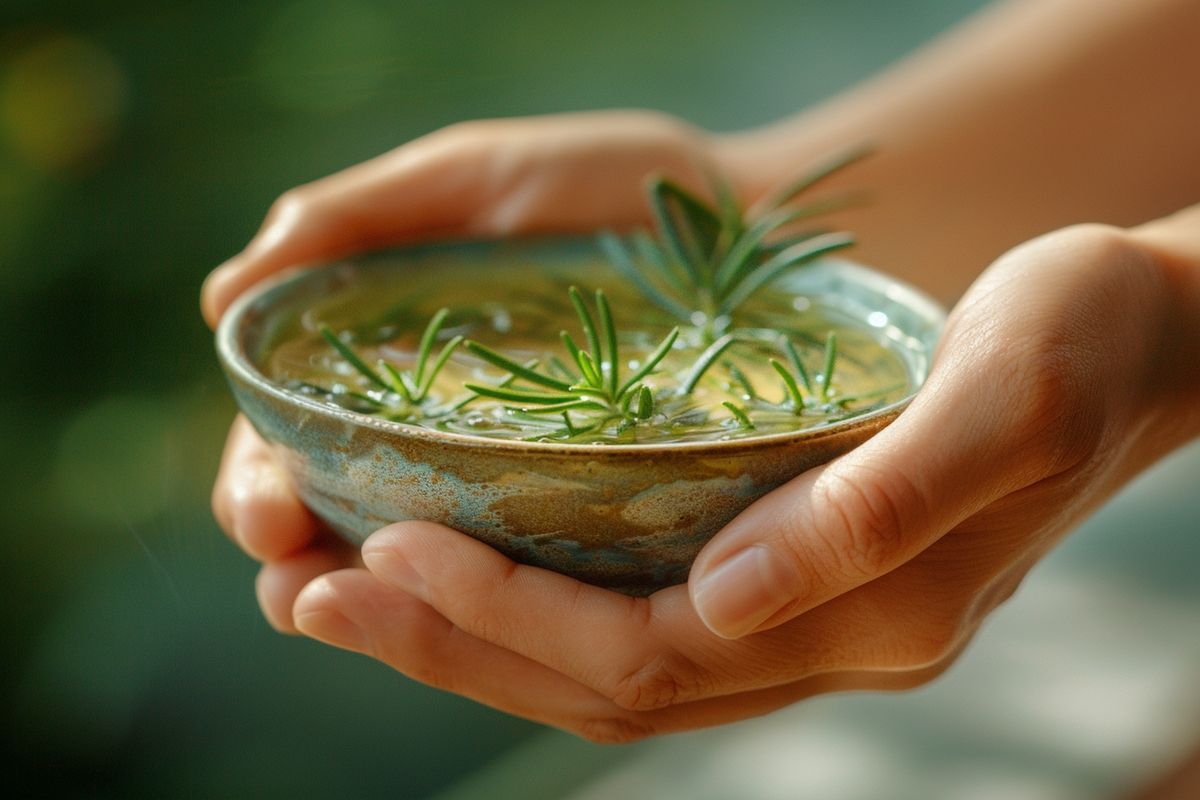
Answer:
[
  {"xmin": 319, "ymin": 324, "xmax": 390, "ymax": 391},
  {"xmin": 820, "ymin": 331, "xmax": 838, "ymax": 402},
  {"xmin": 722, "ymin": 401, "xmax": 755, "ymax": 430}
]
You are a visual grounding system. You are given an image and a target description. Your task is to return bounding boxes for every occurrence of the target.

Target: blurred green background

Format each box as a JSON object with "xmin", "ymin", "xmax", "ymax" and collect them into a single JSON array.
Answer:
[{"xmin": 7, "ymin": 1, "xmax": 1199, "ymax": 799}]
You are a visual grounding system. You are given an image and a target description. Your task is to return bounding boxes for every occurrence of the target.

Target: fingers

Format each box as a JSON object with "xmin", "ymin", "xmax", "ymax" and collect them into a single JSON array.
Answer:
[
  {"xmin": 685, "ymin": 297, "xmax": 1095, "ymax": 639},
  {"xmin": 212, "ymin": 415, "xmax": 318, "ymax": 561},
  {"xmin": 359, "ymin": 521, "xmax": 687, "ymax": 711},
  {"xmin": 200, "ymin": 133, "xmax": 486, "ymax": 328},
  {"xmin": 292, "ymin": 567, "xmax": 961, "ymax": 742},
  {"xmin": 358, "ymin": 521, "xmax": 987, "ymax": 712},
  {"xmin": 256, "ymin": 541, "xmax": 359, "ymax": 634},
  {"xmin": 1133, "ymin": 202, "xmax": 1200, "ymax": 262},
  {"xmin": 293, "ymin": 567, "xmax": 629, "ymax": 732},
  {"xmin": 200, "ymin": 110, "xmax": 714, "ymax": 329}
]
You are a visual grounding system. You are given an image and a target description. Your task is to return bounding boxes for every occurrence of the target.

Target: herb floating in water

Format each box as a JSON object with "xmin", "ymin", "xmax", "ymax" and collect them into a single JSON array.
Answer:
[
  {"xmin": 717, "ymin": 333, "xmax": 904, "ymax": 429},
  {"xmin": 273, "ymin": 156, "xmax": 913, "ymax": 443},
  {"xmin": 318, "ymin": 307, "xmax": 463, "ymax": 420},
  {"xmin": 598, "ymin": 147, "xmax": 869, "ymax": 341},
  {"xmin": 464, "ymin": 286, "xmax": 685, "ymax": 439}
]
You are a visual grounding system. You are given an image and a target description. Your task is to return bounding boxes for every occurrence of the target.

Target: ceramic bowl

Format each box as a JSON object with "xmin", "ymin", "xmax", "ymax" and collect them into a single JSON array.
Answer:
[{"xmin": 216, "ymin": 238, "xmax": 944, "ymax": 595}]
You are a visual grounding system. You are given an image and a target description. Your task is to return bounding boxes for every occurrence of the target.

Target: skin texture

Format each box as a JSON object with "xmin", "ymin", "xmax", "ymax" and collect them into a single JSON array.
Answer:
[{"xmin": 203, "ymin": 0, "xmax": 1200, "ymax": 742}]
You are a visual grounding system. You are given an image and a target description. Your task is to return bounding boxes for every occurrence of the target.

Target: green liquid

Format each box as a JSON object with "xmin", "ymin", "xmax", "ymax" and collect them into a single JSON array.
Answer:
[{"xmin": 262, "ymin": 258, "xmax": 914, "ymax": 444}]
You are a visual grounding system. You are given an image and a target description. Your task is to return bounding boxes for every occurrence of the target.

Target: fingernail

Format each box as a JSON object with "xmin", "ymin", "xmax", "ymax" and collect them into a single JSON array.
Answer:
[
  {"xmin": 691, "ymin": 545, "xmax": 795, "ymax": 639},
  {"xmin": 294, "ymin": 608, "xmax": 371, "ymax": 653},
  {"xmin": 362, "ymin": 548, "xmax": 429, "ymax": 603}
]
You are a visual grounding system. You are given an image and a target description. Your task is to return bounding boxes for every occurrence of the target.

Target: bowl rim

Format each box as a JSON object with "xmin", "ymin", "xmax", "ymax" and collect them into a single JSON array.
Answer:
[{"xmin": 215, "ymin": 237, "xmax": 946, "ymax": 456}]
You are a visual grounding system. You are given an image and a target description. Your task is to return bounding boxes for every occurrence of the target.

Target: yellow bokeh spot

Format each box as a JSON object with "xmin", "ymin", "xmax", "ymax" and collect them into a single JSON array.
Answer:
[{"xmin": 0, "ymin": 34, "xmax": 128, "ymax": 172}]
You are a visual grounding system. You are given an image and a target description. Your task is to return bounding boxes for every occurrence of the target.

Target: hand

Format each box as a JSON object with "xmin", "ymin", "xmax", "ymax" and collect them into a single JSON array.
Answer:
[
  {"xmin": 201, "ymin": 109, "xmax": 717, "ymax": 326},
  {"xmin": 285, "ymin": 220, "xmax": 1200, "ymax": 741},
  {"xmin": 205, "ymin": 110, "xmax": 724, "ymax": 633}
]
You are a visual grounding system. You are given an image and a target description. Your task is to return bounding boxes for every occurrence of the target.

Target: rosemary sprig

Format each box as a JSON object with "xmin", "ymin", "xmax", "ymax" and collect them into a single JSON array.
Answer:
[
  {"xmin": 720, "ymin": 332, "xmax": 844, "ymax": 426},
  {"xmin": 722, "ymin": 401, "xmax": 755, "ymax": 430},
  {"xmin": 318, "ymin": 307, "xmax": 464, "ymax": 417},
  {"xmin": 599, "ymin": 148, "xmax": 868, "ymax": 339},
  {"xmin": 464, "ymin": 286, "xmax": 680, "ymax": 431}
]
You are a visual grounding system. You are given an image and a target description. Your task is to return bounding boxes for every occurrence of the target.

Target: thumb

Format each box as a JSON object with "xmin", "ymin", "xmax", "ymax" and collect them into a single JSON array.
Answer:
[{"xmin": 687, "ymin": 338, "xmax": 1068, "ymax": 640}]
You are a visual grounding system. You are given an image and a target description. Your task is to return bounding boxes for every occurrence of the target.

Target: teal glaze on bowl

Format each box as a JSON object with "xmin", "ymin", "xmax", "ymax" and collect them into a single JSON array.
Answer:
[{"xmin": 216, "ymin": 238, "xmax": 945, "ymax": 595}]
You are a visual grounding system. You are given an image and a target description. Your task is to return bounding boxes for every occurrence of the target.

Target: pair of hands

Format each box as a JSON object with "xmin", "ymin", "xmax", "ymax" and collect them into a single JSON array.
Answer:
[{"xmin": 203, "ymin": 111, "xmax": 1200, "ymax": 742}]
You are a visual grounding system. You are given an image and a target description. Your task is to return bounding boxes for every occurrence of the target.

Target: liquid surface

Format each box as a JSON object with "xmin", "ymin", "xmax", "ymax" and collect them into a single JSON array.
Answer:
[{"xmin": 261, "ymin": 255, "xmax": 916, "ymax": 444}]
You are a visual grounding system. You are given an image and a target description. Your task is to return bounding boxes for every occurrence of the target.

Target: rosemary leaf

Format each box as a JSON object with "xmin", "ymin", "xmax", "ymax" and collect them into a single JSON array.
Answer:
[
  {"xmin": 619, "ymin": 386, "xmax": 637, "ymax": 414},
  {"xmin": 381, "ymin": 362, "xmax": 415, "ymax": 404},
  {"xmin": 567, "ymin": 384, "xmax": 612, "ymax": 401},
  {"xmin": 319, "ymin": 324, "xmax": 390, "ymax": 391},
  {"xmin": 718, "ymin": 233, "xmax": 855, "ymax": 316},
  {"xmin": 464, "ymin": 341, "xmax": 572, "ymax": 392},
  {"xmin": 726, "ymin": 361, "xmax": 758, "ymax": 400},
  {"xmin": 760, "ymin": 229, "xmax": 830, "ymax": 257},
  {"xmin": 646, "ymin": 177, "xmax": 713, "ymax": 285},
  {"xmin": 617, "ymin": 326, "xmax": 680, "ymax": 397},
  {"xmin": 770, "ymin": 358, "xmax": 805, "ymax": 411},
  {"xmin": 712, "ymin": 203, "xmax": 853, "ymax": 295},
  {"xmin": 450, "ymin": 358, "xmax": 537, "ymax": 411},
  {"xmin": 414, "ymin": 307, "xmax": 450, "ymax": 387},
  {"xmin": 415, "ymin": 334, "xmax": 464, "ymax": 400},
  {"xmin": 561, "ymin": 411, "xmax": 578, "ymax": 436},
  {"xmin": 576, "ymin": 350, "xmax": 602, "ymax": 388},
  {"xmin": 753, "ymin": 145, "xmax": 873, "ymax": 216},
  {"xmin": 632, "ymin": 229, "xmax": 689, "ymax": 293},
  {"xmin": 820, "ymin": 331, "xmax": 838, "ymax": 402},
  {"xmin": 679, "ymin": 333, "xmax": 738, "ymax": 394},
  {"xmin": 635, "ymin": 385, "xmax": 654, "ymax": 420},
  {"xmin": 722, "ymin": 401, "xmax": 755, "ymax": 429},
  {"xmin": 548, "ymin": 355, "xmax": 578, "ymax": 382},
  {"xmin": 516, "ymin": 399, "xmax": 608, "ymax": 414},
  {"xmin": 560, "ymin": 332, "xmax": 584, "ymax": 372},
  {"xmin": 568, "ymin": 286, "xmax": 602, "ymax": 368},
  {"xmin": 463, "ymin": 383, "xmax": 579, "ymax": 405},
  {"xmin": 598, "ymin": 233, "xmax": 692, "ymax": 321},
  {"xmin": 705, "ymin": 168, "xmax": 744, "ymax": 243},
  {"xmin": 596, "ymin": 289, "xmax": 619, "ymax": 396},
  {"xmin": 783, "ymin": 337, "xmax": 814, "ymax": 394}
]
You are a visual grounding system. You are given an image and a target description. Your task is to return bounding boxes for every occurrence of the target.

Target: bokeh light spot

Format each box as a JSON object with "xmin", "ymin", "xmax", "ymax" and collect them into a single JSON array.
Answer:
[
  {"xmin": 0, "ymin": 34, "xmax": 128, "ymax": 173},
  {"xmin": 54, "ymin": 395, "xmax": 174, "ymax": 529}
]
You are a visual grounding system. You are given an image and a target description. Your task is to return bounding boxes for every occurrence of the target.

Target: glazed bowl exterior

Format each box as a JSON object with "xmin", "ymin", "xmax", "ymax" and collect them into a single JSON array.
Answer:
[{"xmin": 216, "ymin": 239, "xmax": 944, "ymax": 595}]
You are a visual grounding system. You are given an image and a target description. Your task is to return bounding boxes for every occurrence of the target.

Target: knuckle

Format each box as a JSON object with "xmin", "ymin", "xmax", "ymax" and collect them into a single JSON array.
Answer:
[
  {"xmin": 610, "ymin": 653, "xmax": 694, "ymax": 712},
  {"xmin": 609, "ymin": 657, "xmax": 686, "ymax": 714},
  {"xmin": 807, "ymin": 466, "xmax": 920, "ymax": 580},
  {"xmin": 1051, "ymin": 223, "xmax": 1139, "ymax": 264},
  {"xmin": 899, "ymin": 614, "xmax": 964, "ymax": 669},
  {"xmin": 982, "ymin": 223, "xmax": 1151, "ymax": 477},
  {"xmin": 267, "ymin": 187, "xmax": 314, "ymax": 220},
  {"xmin": 455, "ymin": 559, "xmax": 521, "ymax": 644},
  {"xmin": 575, "ymin": 716, "xmax": 657, "ymax": 745},
  {"xmin": 1005, "ymin": 329, "xmax": 1104, "ymax": 474}
]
